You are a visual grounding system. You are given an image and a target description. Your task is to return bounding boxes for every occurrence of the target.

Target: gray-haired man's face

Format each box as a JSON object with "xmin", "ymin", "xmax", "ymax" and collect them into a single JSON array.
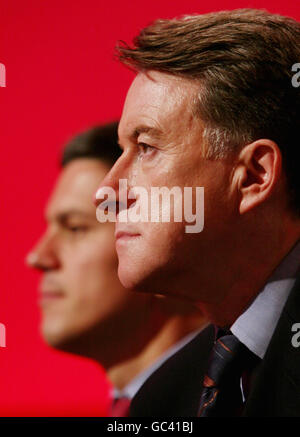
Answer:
[{"xmin": 96, "ymin": 71, "xmax": 236, "ymax": 303}]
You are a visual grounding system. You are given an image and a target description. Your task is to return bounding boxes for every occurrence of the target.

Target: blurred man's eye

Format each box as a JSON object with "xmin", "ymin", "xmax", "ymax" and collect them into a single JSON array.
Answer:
[{"xmin": 66, "ymin": 224, "xmax": 89, "ymax": 234}]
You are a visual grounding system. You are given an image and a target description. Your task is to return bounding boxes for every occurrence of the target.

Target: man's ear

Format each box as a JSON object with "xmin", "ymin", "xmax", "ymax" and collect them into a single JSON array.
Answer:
[{"xmin": 233, "ymin": 139, "xmax": 282, "ymax": 215}]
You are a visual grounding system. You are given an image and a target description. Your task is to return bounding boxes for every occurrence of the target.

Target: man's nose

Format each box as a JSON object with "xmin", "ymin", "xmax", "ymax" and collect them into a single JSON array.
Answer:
[
  {"xmin": 94, "ymin": 153, "xmax": 136, "ymax": 211},
  {"xmin": 26, "ymin": 233, "xmax": 60, "ymax": 271}
]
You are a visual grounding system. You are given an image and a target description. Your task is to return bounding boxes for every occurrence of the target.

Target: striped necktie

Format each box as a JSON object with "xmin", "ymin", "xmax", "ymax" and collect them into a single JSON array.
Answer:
[{"xmin": 198, "ymin": 332, "xmax": 258, "ymax": 417}]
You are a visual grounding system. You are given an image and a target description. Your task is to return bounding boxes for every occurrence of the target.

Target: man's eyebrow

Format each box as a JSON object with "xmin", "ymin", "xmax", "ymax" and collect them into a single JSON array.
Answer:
[
  {"xmin": 46, "ymin": 209, "xmax": 94, "ymax": 222},
  {"xmin": 118, "ymin": 125, "xmax": 164, "ymax": 148},
  {"xmin": 133, "ymin": 125, "xmax": 163, "ymax": 139}
]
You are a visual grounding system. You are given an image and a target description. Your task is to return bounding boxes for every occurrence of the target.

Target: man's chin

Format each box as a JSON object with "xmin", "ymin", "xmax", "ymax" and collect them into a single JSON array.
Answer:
[
  {"xmin": 41, "ymin": 320, "xmax": 113, "ymax": 358},
  {"xmin": 118, "ymin": 262, "xmax": 172, "ymax": 296},
  {"xmin": 41, "ymin": 328, "xmax": 68, "ymax": 349},
  {"xmin": 41, "ymin": 324, "xmax": 81, "ymax": 353},
  {"xmin": 117, "ymin": 263, "xmax": 150, "ymax": 291}
]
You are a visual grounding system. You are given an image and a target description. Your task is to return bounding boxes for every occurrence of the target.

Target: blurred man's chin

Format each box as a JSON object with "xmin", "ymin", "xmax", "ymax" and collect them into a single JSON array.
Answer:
[
  {"xmin": 41, "ymin": 326, "xmax": 69, "ymax": 349},
  {"xmin": 40, "ymin": 320, "xmax": 79, "ymax": 350},
  {"xmin": 40, "ymin": 321, "xmax": 106, "ymax": 357}
]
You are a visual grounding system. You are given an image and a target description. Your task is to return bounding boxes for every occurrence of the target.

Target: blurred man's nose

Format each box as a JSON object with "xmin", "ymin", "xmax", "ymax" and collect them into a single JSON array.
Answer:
[{"xmin": 26, "ymin": 232, "xmax": 60, "ymax": 271}]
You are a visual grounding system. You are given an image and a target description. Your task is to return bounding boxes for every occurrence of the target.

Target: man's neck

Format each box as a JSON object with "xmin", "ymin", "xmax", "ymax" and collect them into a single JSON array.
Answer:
[
  {"xmin": 199, "ymin": 231, "xmax": 300, "ymax": 328},
  {"xmin": 106, "ymin": 313, "xmax": 207, "ymax": 390}
]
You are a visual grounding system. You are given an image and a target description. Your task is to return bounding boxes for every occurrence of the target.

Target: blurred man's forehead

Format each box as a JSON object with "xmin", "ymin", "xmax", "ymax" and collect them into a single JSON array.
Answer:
[
  {"xmin": 45, "ymin": 159, "xmax": 109, "ymax": 221},
  {"xmin": 45, "ymin": 207, "xmax": 95, "ymax": 223}
]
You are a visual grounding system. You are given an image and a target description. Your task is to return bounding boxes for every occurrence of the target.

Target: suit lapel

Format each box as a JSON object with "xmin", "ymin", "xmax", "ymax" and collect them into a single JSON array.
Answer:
[
  {"xmin": 129, "ymin": 324, "xmax": 215, "ymax": 417},
  {"xmin": 244, "ymin": 275, "xmax": 300, "ymax": 416}
]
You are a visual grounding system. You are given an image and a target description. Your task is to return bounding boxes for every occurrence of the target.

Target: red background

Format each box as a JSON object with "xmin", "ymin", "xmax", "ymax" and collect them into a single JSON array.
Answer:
[{"xmin": 0, "ymin": 0, "xmax": 299, "ymax": 417}]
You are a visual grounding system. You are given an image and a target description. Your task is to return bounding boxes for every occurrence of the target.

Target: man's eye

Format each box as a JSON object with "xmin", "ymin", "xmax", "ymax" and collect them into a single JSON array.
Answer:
[
  {"xmin": 67, "ymin": 225, "xmax": 88, "ymax": 233},
  {"xmin": 138, "ymin": 143, "xmax": 156, "ymax": 156}
]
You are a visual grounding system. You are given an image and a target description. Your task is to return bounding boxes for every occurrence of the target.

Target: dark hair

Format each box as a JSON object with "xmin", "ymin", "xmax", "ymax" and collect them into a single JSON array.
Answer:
[
  {"xmin": 116, "ymin": 9, "xmax": 300, "ymax": 214},
  {"xmin": 61, "ymin": 121, "xmax": 121, "ymax": 168}
]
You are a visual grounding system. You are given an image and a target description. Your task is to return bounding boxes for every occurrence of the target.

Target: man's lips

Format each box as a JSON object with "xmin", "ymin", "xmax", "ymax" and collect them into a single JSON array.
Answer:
[
  {"xmin": 39, "ymin": 289, "xmax": 64, "ymax": 305},
  {"xmin": 115, "ymin": 231, "xmax": 141, "ymax": 242}
]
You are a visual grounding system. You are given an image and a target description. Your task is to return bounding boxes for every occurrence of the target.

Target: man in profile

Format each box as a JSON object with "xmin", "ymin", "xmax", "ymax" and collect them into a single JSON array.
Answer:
[
  {"xmin": 96, "ymin": 9, "xmax": 300, "ymax": 416},
  {"xmin": 27, "ymin": 122, "xmax": 211, "ymax": 417}
]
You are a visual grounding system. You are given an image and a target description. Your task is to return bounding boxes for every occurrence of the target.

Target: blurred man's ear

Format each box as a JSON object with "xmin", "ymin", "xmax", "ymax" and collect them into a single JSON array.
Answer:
[{"xmin": 232, "ymin": 139, "xmax": 282, "ymax": 215}]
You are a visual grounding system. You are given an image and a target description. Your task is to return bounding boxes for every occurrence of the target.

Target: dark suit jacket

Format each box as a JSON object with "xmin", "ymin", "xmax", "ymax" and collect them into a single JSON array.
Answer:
[
  {"xmin": 244, "ymin": 274, "xmax": 300, "ymax": 417},
  {"xmin": 130, "ymin": 276, "xmax": 300, "ymax": 417},
  {"xmin": 129, "ymin": 324, "xmax": 215, "ymax": 417}
]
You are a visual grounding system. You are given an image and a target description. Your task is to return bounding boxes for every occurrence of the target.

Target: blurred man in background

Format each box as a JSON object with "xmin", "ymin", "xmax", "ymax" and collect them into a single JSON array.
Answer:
[{"xmin": 26, "ymin": 122, "xmax": 212, "ymax": 417}]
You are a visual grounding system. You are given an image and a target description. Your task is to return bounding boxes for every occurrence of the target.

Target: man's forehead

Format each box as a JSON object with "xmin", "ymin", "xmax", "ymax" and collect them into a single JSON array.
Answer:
[
  {"xmin": 119, "ymin": 71, "xmax": 198, "ymax": 140},
  {"xmin": 126, "ymin": 71, "xmax": 195, "ymax": 109},
  {"xmin": 45, "ymin": 189, "xmax": 95, "ymax": 221},
  {"xmin": 45, "ymin": 179, "xmax": 98, "ymax": 223},
  {"xmin": 45, "ymin": 160, "xmax": 105, "ymax": 220},
  {"xmin": 133, "ymin": 70, "xmax": 194, "ymax": 90},
  {"xmin": 118, "ymin": 122, "xmax": 164, "ymax": 144},
  {"xmin": 45, "ymin": 205, "xmax": 94, "ymax": 222}
]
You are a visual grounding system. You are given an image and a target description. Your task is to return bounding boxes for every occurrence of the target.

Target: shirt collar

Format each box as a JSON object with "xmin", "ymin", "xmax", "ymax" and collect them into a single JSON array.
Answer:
[{"xmin": 231, "ymin": 240, "xmax": 300, "ymax": 359}]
